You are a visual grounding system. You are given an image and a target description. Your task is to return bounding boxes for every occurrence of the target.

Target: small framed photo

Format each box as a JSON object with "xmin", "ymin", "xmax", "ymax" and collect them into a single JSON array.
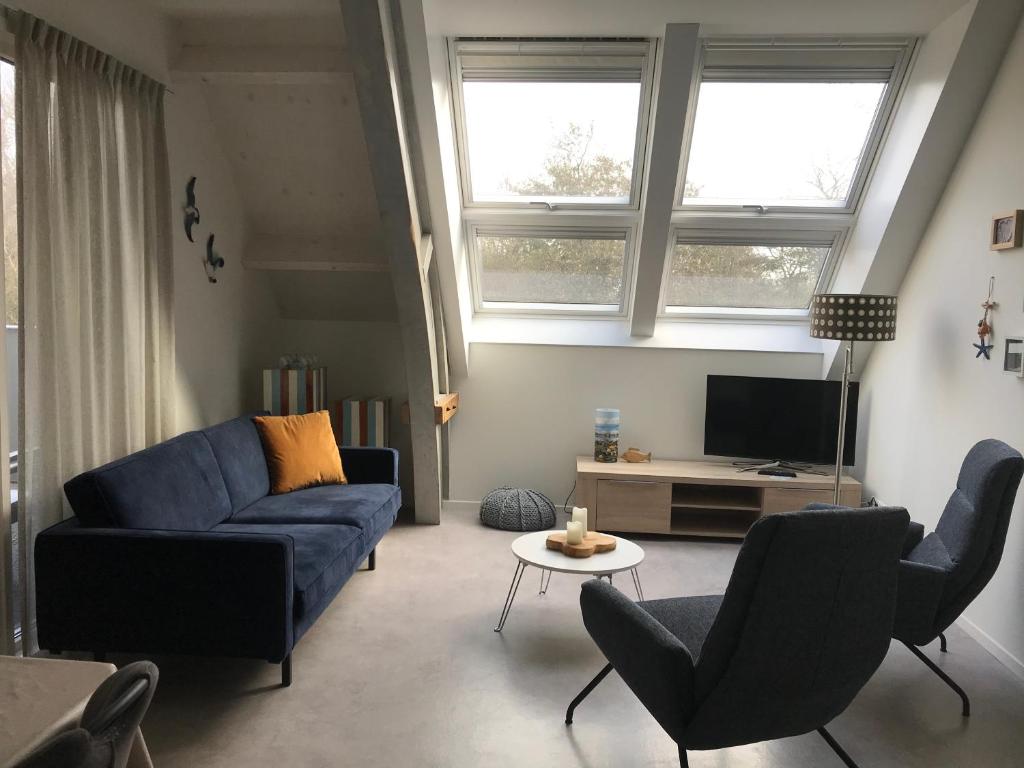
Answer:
[
  {"xmin": 1003, "ymin": 337, "xmax": 1024, "ymax": 376},
  {"xmin": 990, "ymin": 210, "xmax": 1023, "ymax": 250}
]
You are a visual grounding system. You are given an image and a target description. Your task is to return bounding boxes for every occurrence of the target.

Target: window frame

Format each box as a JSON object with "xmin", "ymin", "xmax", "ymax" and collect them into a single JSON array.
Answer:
[
  {"xmin": 467, "ymin": 222, "xmax": 637, "ymax": 318},
  {"xmin": 658, "ymin": 224, "xmax": 847, "ymax": 321},
  {"xmin": 449, "ymin": 38, "xmax": 657, "ymax": 212},
  {"xmin": 444, "ymin": 34, "xmax": 916, "ymax": 323},
  {"xmin": 674, "ymin": 36, "xmax": 915, "ymax": 216}
]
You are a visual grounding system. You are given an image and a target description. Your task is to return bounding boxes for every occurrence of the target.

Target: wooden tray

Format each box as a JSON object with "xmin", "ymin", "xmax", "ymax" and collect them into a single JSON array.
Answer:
[{"xmin": 545, "ymin": 531, "xmax": 617, "ymax": 559}]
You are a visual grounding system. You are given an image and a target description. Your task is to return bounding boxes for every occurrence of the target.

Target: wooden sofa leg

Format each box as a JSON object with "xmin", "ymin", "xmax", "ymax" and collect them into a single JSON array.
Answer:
[
  {"xmin": 368, "ymin": 548, "xmax": 376, "ymax": 571},
  {"xmin": 281, "ymin": 655, "xmax": 292, "ymax": 687}
]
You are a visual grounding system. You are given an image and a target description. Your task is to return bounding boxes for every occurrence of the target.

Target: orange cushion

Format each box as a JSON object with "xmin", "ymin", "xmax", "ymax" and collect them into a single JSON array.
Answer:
[{"xmin": 252, "ymin": 411, "xmax": 347, "ymax": 495}]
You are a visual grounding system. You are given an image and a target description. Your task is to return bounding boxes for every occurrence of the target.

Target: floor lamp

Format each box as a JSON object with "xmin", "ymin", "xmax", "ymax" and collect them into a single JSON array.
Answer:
[{"xmin": 809, "ymin": 293, "xmax": 898, "ymax": 504}]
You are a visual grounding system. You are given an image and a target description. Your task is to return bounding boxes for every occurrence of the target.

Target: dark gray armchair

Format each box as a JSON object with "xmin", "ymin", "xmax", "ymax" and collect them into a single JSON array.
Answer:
[
  {"xmin": 892, "ymin": 438, "xmax": 1022, "ymax": 716},
  {"xmin": 16, "ymin": 660, "xmax": 158, "ymax": 768},
  {"xmin": 567, "ymin": 506, "xmax": 909, "ymax": 768}
]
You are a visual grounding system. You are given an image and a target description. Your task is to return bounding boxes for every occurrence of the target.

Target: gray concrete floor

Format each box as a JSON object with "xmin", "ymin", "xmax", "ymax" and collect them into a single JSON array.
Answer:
[{"xmin": 134, "ymin": 508, "xmax": 1024, "ymax": 767}]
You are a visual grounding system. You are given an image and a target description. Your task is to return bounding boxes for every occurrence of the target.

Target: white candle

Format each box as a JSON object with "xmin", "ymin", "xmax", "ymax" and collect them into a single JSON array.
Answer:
[
  {"xmin": 566, "ymin": 521, "xmax": 584, "ymax": 545},
  {"xmin": 572, "ymin": 506, "xmax": 588, "ymax": 534}
]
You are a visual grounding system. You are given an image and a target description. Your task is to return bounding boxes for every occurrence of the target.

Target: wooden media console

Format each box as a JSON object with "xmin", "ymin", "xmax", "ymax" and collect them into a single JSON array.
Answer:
[{"xmin": 576, "ymin": 457, "xmax": 862, "ymax": 539}]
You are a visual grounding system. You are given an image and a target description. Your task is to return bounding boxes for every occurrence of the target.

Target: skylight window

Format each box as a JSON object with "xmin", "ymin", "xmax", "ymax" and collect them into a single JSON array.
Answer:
[
  {"xmin": 462, "ymin": 81, "xmax": 642, "ymax": 205},
  {"xmin": 664, "ymin": 235, "xmax": 837, "ymax": 312},
  {"xmin": 474, "ymin": 228, "xmax": 629, "ymax": 311},
  {"xmin": 677, "ymin": 38, "xmax": 911, "ymax": 213},
  {"xmin": 663, "ymin": 37, "xmax": 914, "ymax": 318},
  {"xmin": 447, "ymin": 35, "xmax": 914, "ymax": 323},
  {"xmin": 682, "ymin": 81, "xmax": 886, "ymax": 208},
  {"xmin": 453, "ymin": 39, "xmax": 653, "ymax": 210},
  {"xmin": 452, "ymin": 39, "xmax": 653, "ymax": 315}
]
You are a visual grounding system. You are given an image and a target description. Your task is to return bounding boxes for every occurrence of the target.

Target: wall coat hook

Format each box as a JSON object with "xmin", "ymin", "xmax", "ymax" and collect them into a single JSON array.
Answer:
[
  {"xmin": 205, "ymin": 233, "xmax": 225, "ymax": 283},
  {"xmin": 183, "ymin": 176, "xmax": 200, "ymax": 242}
]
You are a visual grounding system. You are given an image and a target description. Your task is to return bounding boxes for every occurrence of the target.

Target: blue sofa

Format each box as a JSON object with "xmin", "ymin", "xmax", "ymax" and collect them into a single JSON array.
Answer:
[{"xmin": 34, "ymin": 414, "xmax": 401, "ymax": 686}]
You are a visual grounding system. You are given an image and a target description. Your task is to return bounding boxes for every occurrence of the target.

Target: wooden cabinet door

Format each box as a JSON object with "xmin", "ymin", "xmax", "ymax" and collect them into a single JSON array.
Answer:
[
  {"xmin": 595, "ymin": 479, "xmax": 671, "ymax": 533},
  {"xmin": 762, "ymin": 486, "xmax": 862, "ymax": 515}
]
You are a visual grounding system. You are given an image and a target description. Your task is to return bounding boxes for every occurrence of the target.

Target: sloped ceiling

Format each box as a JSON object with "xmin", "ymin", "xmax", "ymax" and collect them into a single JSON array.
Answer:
[
  {"xmin": 168, "ymin": 12, "xmax": 394, "ymax": 321},
  {"xmin": 204, "ymin": 79, "xmax": 383, "ymax": 259}
]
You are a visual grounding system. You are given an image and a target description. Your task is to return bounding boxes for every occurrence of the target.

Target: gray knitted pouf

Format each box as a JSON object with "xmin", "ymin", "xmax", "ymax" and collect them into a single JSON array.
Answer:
[{"xmin": 480, "ymin": 486, "xmax": 556, "ymax": 531}]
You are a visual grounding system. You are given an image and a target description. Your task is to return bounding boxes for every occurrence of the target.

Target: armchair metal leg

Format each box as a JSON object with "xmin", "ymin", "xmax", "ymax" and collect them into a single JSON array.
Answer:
[
  {"xmin": 565, "ymin": 663, "xmax": 613, "ymax": 725},
  {"xmin": 903, "ymin": 641, "xmax": 970, "ymax": 716},
  {"xmin": 368, "ymin": 547, "xmax": 376, "ymax": 571},
  {"xmin": 678, "ymin": 747, "xmax": 689, "ymax": 767},
  {"xmin": 818, "ymin": 727, "xmax": 861, "ymax": 768},
  {"xmin": 939, "ymin": 632, "xmax": 947, "ymax": 653},
  {"xmin": 281, "ymin": 654, "xmax": 292, "ymax": 687}
]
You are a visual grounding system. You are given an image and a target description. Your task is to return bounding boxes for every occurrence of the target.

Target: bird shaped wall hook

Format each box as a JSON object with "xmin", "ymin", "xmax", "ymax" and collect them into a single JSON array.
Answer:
[
  {"xmin": 183, "ymin": 176, "xmax": 200, "ymax": 242},
  {"xmin": 204, "ymin": 233, "xmax": 225, "ymax": 283}
]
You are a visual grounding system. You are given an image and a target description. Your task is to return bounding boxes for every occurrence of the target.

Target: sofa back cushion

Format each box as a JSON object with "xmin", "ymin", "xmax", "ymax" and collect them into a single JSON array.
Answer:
[
  {"xmin": 201, "ymin": 415, "xmax": 271, "ymax": 512},
  {"xmin": 64, "ymin": 432, "xmax": 232, "ymax": 531}
]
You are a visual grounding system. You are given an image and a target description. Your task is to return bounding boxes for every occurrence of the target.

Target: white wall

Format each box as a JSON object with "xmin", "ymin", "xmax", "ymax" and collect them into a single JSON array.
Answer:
[
  {"xmin": 166, "ymin": 82, "xmax": 277, "ymax": 432},
  {"xmin": 272, "ymin": 320, "xmax": 413, "ymax": 493},
  {"xmin": 857, "ymin": 16, "xmax": 1024, "ymax": 672},
  {"xmin": 448, "ymin": 344, "xmax": 822, "ymax": 503}
]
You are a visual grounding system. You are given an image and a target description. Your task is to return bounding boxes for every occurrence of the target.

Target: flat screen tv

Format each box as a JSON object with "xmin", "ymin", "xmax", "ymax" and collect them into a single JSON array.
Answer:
[{"xmin": 704, "ymin": 375, "xmax": 858, "ymax": 466}]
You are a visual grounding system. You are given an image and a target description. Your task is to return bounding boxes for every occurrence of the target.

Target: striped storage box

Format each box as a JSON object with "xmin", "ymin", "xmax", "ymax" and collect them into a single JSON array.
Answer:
[
  {"xmin": 336, "ymin": 398, "xmax": 389, "ymax": 447},
  {"xmin": 261, "ymin": 367, "xmax": 326, "ymax": 416}
]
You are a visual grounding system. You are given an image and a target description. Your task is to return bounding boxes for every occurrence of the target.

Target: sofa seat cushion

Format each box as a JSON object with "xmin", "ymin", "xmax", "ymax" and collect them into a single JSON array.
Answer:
[
  {"xmin": 231, "ymin": 484, "xmax": 400, "ymax": 541},
  {"xmin": 213, "ymin": 523, "xmax": 365, "ymax": 621}
]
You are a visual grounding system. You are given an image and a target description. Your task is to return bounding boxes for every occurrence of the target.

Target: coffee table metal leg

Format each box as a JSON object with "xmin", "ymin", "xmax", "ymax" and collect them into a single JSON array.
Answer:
[
  {"xmin": 539, "ymin": 568, "xmax": 552, "ymax": 595},
  {"xmin": 631, "ymin": 568, "xmax": 645, "ymax": 601},
  {"xmin": 494, "ymin": 561, "xmax": 526, "ymax": 632}
]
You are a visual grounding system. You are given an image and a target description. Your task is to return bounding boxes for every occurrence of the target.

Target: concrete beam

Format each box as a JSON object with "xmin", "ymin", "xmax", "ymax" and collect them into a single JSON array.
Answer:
[
  {"xmin": 394, "ymin": 0, "xmax": 471, "ymax": 378},
  {"xmin": 341, "ymin": 0, "xmax": 443, "ymax": 524},
  {"xmin": 630, "ymin": 24, "xmax": 700, "ymax": 337}
]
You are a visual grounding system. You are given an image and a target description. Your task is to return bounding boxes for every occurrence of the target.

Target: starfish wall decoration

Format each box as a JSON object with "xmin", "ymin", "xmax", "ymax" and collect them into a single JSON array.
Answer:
[{"xmin": 974, "ymin": 276, "xmax": 996, "ymax": 360}]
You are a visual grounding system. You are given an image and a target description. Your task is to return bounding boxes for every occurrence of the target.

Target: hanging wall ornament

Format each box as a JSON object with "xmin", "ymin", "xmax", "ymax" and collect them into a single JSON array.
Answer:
[
  {"xmin": 974, "ymin": 276, "xmax": 997, "ymax": 360},
  {"xmin": 204, "ymin": 233, "xmax": 225, "ymax": 283},
  {"xmin": 183, "ymin": 176, "xmax": 200, "ymax": 242}
]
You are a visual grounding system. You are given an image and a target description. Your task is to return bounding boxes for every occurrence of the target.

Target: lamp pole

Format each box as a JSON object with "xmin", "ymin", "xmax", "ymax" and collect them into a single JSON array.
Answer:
[{"xmin": 833, "ymin": 340, "xmax": 853, "ymax": 505}]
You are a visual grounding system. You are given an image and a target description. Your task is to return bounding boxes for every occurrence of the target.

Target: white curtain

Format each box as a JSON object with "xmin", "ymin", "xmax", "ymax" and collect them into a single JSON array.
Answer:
[{"xmin": 10, "ymin": 10, "xmax": 175, "ymax": 654}]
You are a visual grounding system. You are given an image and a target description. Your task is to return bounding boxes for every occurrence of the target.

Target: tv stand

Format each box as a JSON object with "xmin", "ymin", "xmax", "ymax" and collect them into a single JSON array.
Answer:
[{"xmin": 577, "ymin": 457, "xmax": 861, "ymax": 540}]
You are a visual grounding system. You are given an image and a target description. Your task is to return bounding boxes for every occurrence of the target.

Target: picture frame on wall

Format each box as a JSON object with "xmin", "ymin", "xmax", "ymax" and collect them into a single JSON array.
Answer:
[
  {"xmin": 990, "ymin": 210, "xmax": 1023, "ymax": 250},
  {"xmin": 1003, "ymin": 336, "xmax": 1024, "ymax": 377}
]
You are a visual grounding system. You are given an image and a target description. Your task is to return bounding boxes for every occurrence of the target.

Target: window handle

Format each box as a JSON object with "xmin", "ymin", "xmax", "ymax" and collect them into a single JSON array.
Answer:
[
  {"xmin": 530, "ymin": 201, "xmax": 557, "ymax": 211},
  {"xmin": 742, "ymin": 204, "xmax": 768, "ymax": 215}
]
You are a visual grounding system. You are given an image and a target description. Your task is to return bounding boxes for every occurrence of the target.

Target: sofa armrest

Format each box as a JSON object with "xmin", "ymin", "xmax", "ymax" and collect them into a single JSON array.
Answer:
[
  {"xmin": 893, "ymin": 559, "xmax": 947, "ymax": 645},
  {"xmin": 340, "ymin": 446, "xmax": 399, "ymax": 486},
  {"xmin": 35, "ymin": 520, "xmax": 294, "ymax": 662}
]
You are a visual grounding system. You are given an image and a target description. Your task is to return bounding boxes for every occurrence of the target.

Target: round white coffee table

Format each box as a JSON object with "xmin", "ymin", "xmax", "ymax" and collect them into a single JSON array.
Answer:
[{"xmin": 493, "ymin": 530, "xmax": 645, "ymax": 632}]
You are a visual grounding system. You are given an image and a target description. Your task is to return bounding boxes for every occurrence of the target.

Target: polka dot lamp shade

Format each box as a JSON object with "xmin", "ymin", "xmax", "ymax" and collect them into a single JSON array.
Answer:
[{"xmin": 809, "ymin": 294, "xmax": 897, "ymax": 342}]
